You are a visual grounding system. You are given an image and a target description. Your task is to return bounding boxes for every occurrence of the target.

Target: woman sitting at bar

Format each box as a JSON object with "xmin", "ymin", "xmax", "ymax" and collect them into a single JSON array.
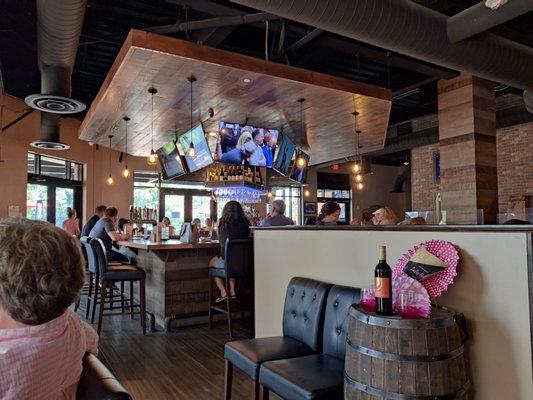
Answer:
[
  {"xmin": 161, "ymin": 216, "xmax": 176, "ymax": 236},
  {"xmin": 372, "ymin": 206, "xmax": 400, "ymax": 225},
  {"xmin": 209, "ymin": 201, "xmax": 250, "ymax": 303},
  {"xmin": 0, "ymin": 218, "xmax": 98, "ymax": 399},
  {"xmin": 62, "ymin": 207, "xmax": 81, "ymax": 237},
  {"xmin": 316, "ymin": 201, "xmax": 342, "ymax": 225}
]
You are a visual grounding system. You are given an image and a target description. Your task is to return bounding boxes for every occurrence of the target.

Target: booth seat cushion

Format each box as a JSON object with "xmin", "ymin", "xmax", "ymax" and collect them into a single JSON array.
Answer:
[
  {"xmin": 225, "ymin": 337, "xmax": 314, "ymax": 381},
  {"xmin": 259, "ymin": 354, "xmax": 344, "ymax": 400},
  {"xmin": 103, "ymin": 266, "xmax": 145, "ymax": 282}
]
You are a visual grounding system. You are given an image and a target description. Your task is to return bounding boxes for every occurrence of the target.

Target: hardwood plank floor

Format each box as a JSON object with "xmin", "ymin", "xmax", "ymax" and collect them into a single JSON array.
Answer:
[{"xmin": 76, "ymin": 300, "xmax": 265, "ymax": 399}]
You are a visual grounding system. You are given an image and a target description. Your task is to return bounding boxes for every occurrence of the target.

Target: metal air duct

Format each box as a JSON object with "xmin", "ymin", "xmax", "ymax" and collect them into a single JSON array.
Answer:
[
  {"xmin": 26, "ymin": 0, "xmax": 87, "ymax": 150},
  {"xmin": 232, "ymin": 0, "xmax": 533, "ymax": 113}
]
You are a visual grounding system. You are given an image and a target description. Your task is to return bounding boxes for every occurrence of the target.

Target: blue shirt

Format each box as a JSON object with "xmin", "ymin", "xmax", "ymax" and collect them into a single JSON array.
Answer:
[{"xmin": 262, "ymin": 146, "xmax": 273, "ymax": 167}]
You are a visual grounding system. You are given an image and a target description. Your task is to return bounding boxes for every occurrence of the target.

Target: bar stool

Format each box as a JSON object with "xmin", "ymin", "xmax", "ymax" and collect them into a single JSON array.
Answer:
[
  {"xmin": 208, "ymin": 238, "xmax": 253, "ymax": 339},
  {"xmin": 90, "ymin": 238, "xmax": 147, "ymax": 335}
]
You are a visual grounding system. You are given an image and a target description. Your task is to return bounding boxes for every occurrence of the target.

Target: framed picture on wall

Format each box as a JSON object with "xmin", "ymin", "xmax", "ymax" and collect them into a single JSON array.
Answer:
[{"xmin": 304, "ymin": 202, "xmax": 317, "ymax": 215}]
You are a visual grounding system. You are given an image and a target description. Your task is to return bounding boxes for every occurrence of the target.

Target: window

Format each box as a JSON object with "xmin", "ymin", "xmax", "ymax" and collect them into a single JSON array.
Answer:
[
  {"xmin": 269, "ymin": 186, "xmax": 302, "ymax": 224},
  {"xmin": 26, "ymin": 153, "xmax": 83, "ymax": 226}
]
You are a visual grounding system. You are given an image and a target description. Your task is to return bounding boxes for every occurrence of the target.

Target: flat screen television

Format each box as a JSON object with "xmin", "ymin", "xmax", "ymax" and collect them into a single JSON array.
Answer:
[
  {"xmin": 178, "ymin": 124, "xmax": 213, "ymax": 173},
  {"xmin": 273, "ymin": 133, "xmax": 296, "ymax": 175},
  {"xmin": 216, "ymin": 121, "xmax": 280, "ymax": 167},
  {"xmin": 156, "ymin": 140, "xmax": 187, "ymax": 180},
  {"xmin": 289, "ymin": 149, "xmax": 310, "ymax": 183}
]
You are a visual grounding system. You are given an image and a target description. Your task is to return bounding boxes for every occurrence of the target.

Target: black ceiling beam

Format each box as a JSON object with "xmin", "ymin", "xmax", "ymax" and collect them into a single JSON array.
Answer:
[
  {"xmin": 164, "ymin": 0, "xmax": 248, "ymax": 17},
  {"xmin": 286, "ymin": 28, "xmax": 323, "ymax": 53}
]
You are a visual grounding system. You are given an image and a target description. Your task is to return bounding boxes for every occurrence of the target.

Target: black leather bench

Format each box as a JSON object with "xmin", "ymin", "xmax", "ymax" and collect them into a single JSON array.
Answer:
[{"xmin": 76, "ymin": 353, "xmax": 132, "ymax": 400}]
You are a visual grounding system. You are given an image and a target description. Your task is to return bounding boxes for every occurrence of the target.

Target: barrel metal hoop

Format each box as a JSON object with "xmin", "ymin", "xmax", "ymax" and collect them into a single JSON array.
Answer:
[
  {"xmin": 349, "ymin": 307, "xmax": 457, "ymax": 329},
  {"xmin": 344, "ymin": 372, "xmax": 471, "ymax": 400},
  {"xmin": 346, "ymin": 338, "xmax": 465, "ymax": 362}
]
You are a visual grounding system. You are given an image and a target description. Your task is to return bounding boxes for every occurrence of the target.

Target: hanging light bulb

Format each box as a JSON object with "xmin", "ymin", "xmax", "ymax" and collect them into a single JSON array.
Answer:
[
  {"xmin": 106, "ymin": 135, "xmax": 114, "ymax": 186},
  {"xmin": 355, "ymin": 174, "xmax": 363, "ymax": 183},
  {"xmin": 353, "ymin": 162, "xmax": 361, "ymax": 173},
  {"xmin": 187, "ymin": 75, "xmax": 197, "ymax": 158},
  {"xmin": 296, "ymin": 156, "xmax": 306, "ymax": 168},
  {"xmin": 267, "ymin": 192, "xmax": 273, "ymax": 198},
  {"xmin": 357, "ymin": 182, "xmax": 364, "ymax": 190},
  {"xmin": 147, "ymin": 87, "xmax": 158, "ymax": 166},
  {"xmin": 122, "ymin": 116, "xmax": 130, "ymax": 178},
  {"xmin": 188, "ymin": 141, "xmax": 196, "ymax": 157}
]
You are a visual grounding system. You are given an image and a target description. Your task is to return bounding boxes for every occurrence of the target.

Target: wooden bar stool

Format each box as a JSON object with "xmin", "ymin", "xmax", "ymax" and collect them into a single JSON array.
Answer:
[
  {"xmin": 208, "ymin": 238, "xmax": 253, "ymax": 339},
  {"xmin": 89, "ymin": 238, "xmax": 147, "ymax": 335}
]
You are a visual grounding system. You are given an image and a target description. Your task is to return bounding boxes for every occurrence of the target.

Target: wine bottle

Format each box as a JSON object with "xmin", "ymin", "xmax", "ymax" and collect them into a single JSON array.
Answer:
[
  {"xmin": 375, "ymin": 245, "xmax": 393, "ymax": 315},
  {"xmin": 223, "ymin": 166, "xmax": 228, "ymax": 181}
]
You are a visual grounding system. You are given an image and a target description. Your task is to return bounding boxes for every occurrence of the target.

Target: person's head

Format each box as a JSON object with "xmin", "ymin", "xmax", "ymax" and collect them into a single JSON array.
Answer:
[
  {"xmin": 66, "ymin": 207, "xmax": 76, "ymax": 219},
  {"xmin": 265, "ymin": 130, "xmax": 278, "ymax": 147},
  {"xmin": 503, "ymin": 219, "xmax": 532, "ymax": 225},
  {"xmin": 0, "ymin": 218, "xmax": 85, "ymax": 325},
  {"xmin": 95, "ymin": 205, "xmax": 107, "ymax": 218},
  {"xmin": 118, "ymin": 218, "xmax": 130, "ymax": 233},
  {"xmin": 317, "ymin": 201, "xmax": 341, "ymax": 224},
  {"xmin": 219, "ymin": 201, "xmax": 247, "ymax": 232},
  {"xmin": 205, "ymin": 218, "xmax": 212, "ymax": 227},
  {"xmin": 372, "ymin": 207, "xmax": 399, "ymax": 225},
  {"xmin": 243, "ymin": 140, "xmax": 257, "ymax": 158},
  {"xmin": 270, "ymin": 199, "xmax": 286, "ymax": 216},
  {"xmin": 252, "ymin": 129, "xmax": 264, "ymax": 145},
  {"xmin": 105, "ymin": 207, "xmax": 119, "ymax": 223},
  {"xmin": 162, "ymin": 217, "xmax": 171, "ymax": 227},
  {"xmin": 192, "ymin": 218, "xmax": 201, "ymax": 228},
  {"xmin": 399, "ymin": 217, "xmax": 427, "ymax": 225},
  {"xmin": 236, "ymin": 131, "xmax": 253, "ymax": 150}
]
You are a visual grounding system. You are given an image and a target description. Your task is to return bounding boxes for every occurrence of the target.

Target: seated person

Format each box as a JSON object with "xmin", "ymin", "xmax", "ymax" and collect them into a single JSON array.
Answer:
[
  {"xmin": 117, "ymin": 218, "xmax": 137, "ymax": 264},
  {"xmin": 260, "ymin": 199, "xmax": 295, "ymax": 226},
  {"xmin": 316, "ymin": 201, "xmax": 342, "ymax": 225},
  {"xmin": 89, "ymin": 207, "xmax": 131, "ymax": 264},
  {"xmin": 372, "ymin": 206, "xmax": 400, "ymax": 225},
  {"xmin": 0, "ymin": 218, "xmax": 98, "ymax": 399},
  {"xmin": 160, "ymin": 216, "xmax": 176, "ymax": 237},
  {"xmin": 81, "ymin": 205, "xmax": 106, "ymax": 237},
  {"xmin": 61, "ymin": 207, "xmax": 81, "ymax": 237}
]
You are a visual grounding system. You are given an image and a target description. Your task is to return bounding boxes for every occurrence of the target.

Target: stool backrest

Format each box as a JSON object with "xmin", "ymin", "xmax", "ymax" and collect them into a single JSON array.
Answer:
[
  {"xmin": 224, "ymin": 238, "xmax": 253, "ymax": 278},
  {"xmin": 90, "ymin": 238, "xmax": 109, "ymax": 279},
  {"xmin": 80, "ymin": 236, "xmax": 97, "ymax": 274},
  {"xmin": 322, "ymin": 285, "xmax": 361, "ymax": 360},
  {"xmin": 282, "ymin": 277, "xmax": 331, "ymax": 352}
]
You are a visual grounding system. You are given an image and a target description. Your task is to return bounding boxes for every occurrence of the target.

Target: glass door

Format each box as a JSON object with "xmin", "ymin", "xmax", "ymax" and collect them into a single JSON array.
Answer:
[
  {"xmin": 163, "ymin": 194, "xmax": 185, "ymax": 232},
  {"xmin": 26, "ymin": 183, "xmax": 48, "ymax": 221},
  {"xmin": 55, "ymin": 187, "xmax": 75, "ymax": 227}
]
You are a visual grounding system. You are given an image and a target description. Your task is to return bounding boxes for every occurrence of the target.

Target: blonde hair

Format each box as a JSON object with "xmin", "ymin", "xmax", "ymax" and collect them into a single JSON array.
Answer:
[
  {"xmin": 236, "ymin": 132, "xmax": 253, "ymax": 149},
  {"xmin": 0, "ymin": 218, "xmax": 85, "ymax": 325},
  {"xmin": 374, "ymin": 207, "xmax": 400, "ymax": 224}
]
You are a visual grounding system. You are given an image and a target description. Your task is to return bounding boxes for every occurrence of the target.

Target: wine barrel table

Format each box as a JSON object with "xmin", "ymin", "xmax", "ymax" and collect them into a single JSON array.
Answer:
[{"xmin": 344, "ymin": 305, "xmax": 471, "ymax": 399}]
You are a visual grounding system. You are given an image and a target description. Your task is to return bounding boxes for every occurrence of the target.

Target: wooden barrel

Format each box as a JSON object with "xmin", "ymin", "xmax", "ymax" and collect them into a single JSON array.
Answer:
[{"xmin": 344, "ymin": 306, "xmax": 471, "ymax": 399}]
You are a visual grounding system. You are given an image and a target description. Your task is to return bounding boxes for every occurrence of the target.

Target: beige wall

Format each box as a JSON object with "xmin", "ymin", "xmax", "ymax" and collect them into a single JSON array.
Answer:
[
  {"xmin": 254, "ymin": 228, "xmax": 533, "ymax": 400},
  {"xmin": 0, "ymin": 94, "xmax": 153, "ymax": 223}
]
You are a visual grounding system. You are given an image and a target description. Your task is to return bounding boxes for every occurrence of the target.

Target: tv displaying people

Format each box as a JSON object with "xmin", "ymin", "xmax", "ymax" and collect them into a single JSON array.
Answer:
[{"xmin": 215, "ymin": 121, "xmax": 279, "ymax": 167}]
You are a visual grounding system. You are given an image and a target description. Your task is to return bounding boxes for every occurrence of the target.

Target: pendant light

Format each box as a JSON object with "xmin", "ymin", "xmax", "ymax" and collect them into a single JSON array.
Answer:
[
  {"xmin": 106, "ymin": 135, "xmax": 114, "ymax": 186},
  {"xmin": 122, "ymin": 116, "xmax": 131, "ymax": 178},
  {"xmin": 187, "ymin": 76, "xmax": 197, "ymax": 157},
  {"xmin": 352, "ymin": 110, "xmax": 362, "ymax": 174},
  {"xmin": 295, "ymin": 98, "xmax": 307, "ymax": 168},
  {"xmin": 147, "ymin": 87, "xmax": 158, "ymax": 166}
]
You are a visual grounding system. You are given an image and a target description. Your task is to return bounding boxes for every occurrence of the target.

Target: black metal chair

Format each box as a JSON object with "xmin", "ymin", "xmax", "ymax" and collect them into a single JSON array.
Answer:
[
  {"xmin": 90, "ymin": 238, "xmax": 147, "ymax": 335},
  {"xmin": 208, "ymin": 237, "xmax": 254, "ymax": 339},
  {"xmin": 76, "ymin": 353, "xmax": 132, "ymax": 400},
  {"xmin": 223, "ymin": 277, "xmax": 332, "ymax": 400},
  {"xmin": 258, "ymin": 285, "xmax": 361, "ymax": 400}
]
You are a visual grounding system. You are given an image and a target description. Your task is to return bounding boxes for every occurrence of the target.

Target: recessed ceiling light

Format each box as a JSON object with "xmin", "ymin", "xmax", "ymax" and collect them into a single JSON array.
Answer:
[{"xmin": 243, "ymin": 78, "xmax": 251, "ymax": 83}]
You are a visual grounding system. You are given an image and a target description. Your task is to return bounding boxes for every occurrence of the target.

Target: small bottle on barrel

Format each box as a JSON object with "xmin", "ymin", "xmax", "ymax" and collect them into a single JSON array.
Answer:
[{"xmin": 375, "ymin": 245, "xmax": 393, "ymax": 315}]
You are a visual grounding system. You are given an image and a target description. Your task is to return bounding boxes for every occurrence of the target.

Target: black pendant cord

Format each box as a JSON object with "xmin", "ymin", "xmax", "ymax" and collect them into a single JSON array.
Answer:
[
  {"xmin": 190, "ymin": 77, "xmax": 193, "ymax": 145},
  {"xmin": 124, "ymin": 117, "xmax": 129, "ymax": 165},
  {"xmin": 108, "ymin": 135, "xmax": 113, "ymax": 176},
  {"xmin": 151, "ymin": 92, "xmax": 154, "ymax": 151},
  {"xmin": 188, "ymin": 76, "xmax": 196, "ymax": 149}
]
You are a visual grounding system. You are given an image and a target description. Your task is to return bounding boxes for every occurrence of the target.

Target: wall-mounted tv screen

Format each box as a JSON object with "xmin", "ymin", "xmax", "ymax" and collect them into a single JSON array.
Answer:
[
  {"xmin": 178, "ymin": 124, "xmax": 213, "ymax": 173},
  {"xmin": 273, "ymin": 133, "xmax": 296, "ymax": 175},
  {"xmin": 290, "ymin": 149, "xmax": 310, "ymax": 183},
  {"xmin": 216, "ymin": 121, "xmax": 280, "ymax": 167},
  {"xmin": 156, "ymin": 140, "xmax": 187, "ymax": 180}
]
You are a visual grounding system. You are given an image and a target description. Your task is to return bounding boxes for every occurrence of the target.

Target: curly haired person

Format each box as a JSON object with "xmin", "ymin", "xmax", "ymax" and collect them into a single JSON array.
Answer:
[{"xmin": 0, "ymin": 218, "xmax": 98, "ymax": 399}]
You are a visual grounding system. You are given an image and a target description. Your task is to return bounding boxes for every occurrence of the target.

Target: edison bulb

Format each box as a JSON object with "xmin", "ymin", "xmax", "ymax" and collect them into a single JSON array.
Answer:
[
  {"xmin": 355, "ymin": 174, "xmax": 363, "ymax": 183},
  {"xmin": 296, "ymin": 157, "xmax": 306, "ymax": 168},
  {"xmin": 304, "ymin": 189, "xmax": 310, "ymax": 197},
  {"xmin": 147, "ymin": 151, "xmax": 157, "ymax": 166},
  {"xmin": 353, "ymin": 163, "xmax": 361, "ymax": 173},
  {"xmin": 188, "ymin": 146, "xmax": 196, "ymax": 157},
  {"xmin": 106, "ymin": 175, "xmax": 114, "ymax": 186},
  {"xmin": 122, "ymin": 166, "xmax": 130, "ymax": 178},
  {"xmin": 357, "ymin": 182, "xmax": 364, "ymax": 190},
  {"xmin": 267, "ymin": 192, "xmax": 273, "ymax": 198}
]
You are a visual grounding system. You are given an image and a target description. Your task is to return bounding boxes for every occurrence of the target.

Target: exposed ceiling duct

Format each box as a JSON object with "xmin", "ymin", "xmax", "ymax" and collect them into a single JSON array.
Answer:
[
  {"xmin": 231, "ymin": 0, "xmax": 533, "ymax": 113},
  {"xmin": 26, "ymin": 0, "xmax": 87, "ymax": 150}
]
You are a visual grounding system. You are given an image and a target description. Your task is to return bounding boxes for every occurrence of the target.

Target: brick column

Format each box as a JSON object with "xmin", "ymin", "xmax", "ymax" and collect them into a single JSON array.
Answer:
[{"xmin": 438, "ymin": 75, "xmax": 498, "ymax": 224}]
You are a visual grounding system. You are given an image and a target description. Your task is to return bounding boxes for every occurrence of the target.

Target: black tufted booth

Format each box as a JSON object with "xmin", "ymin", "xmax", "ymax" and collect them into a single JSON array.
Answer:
[
  {"xmin": 259, "ymin": 284, "xmax": 361, "ymax": 400},
  {"xmin": 223, "ymin": 277, "xmax": 331, "ymax": 400}
]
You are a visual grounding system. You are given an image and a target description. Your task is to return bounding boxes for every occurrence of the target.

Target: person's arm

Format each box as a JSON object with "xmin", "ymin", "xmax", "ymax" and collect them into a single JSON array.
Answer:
[
  {"xmin": 75, "ymin": 219, "xmax": 81, "ymax": 236},
  {"xmin": 105, "ymin": 220, "xmax": 129, "ymax": 242}
]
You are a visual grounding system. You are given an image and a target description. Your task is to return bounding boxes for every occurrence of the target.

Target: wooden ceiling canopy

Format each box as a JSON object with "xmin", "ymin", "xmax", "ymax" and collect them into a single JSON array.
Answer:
[{"xmin": 79, "ymin": 29, "xmax": 392, "ymax": 166}]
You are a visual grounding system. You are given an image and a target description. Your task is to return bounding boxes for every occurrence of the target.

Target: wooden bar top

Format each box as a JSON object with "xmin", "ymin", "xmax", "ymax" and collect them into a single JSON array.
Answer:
[{"xmin": 117, "ymin": 239, "xmax": 220, "ymax": 251}]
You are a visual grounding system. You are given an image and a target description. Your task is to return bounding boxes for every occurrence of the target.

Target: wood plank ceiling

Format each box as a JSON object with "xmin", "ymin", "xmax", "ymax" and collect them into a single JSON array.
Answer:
[{"xmin": 79, "ymin": 29, "xmax": 391, "ymax": 166}]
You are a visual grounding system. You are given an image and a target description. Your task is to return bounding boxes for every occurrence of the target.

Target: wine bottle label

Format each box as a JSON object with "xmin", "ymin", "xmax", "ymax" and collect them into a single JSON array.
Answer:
[{"xmin": 375, "ymin": 277, "xmax": 390, "ymax": 298}]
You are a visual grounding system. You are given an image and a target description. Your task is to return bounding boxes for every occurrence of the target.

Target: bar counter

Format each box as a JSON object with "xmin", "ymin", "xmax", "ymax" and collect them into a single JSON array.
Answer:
[
  {"xmin": 117, "ymin": 239, "xmax": 220, "ymax": 331},
  {"xmin": 252, "ymin": 225, "xmax": 533, "ymax": 400}
]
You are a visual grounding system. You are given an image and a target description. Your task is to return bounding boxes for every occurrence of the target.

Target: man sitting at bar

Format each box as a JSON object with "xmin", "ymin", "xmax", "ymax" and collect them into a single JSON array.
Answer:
[
  {"xmin": 0, "ymin": 218, "xmax": 98, "ymax": 399},
  {"xmin": 260, "ymin": 199, "xmax": 295, "ymax": 227},
  {"xmin": 89, "ymin": 206, "xmax": 131, "ymax": 263},
  {"xmin": 81, "ymin": 204, "xmax": 106, "ymax": 237}
]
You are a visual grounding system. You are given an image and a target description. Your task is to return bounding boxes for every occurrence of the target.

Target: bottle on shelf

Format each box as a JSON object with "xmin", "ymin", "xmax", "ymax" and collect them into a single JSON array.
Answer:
[
  {"xmin": 375, "ymin": 245, "xmax": 393, "ymax": 315},
  {"xmin": 223, "ymin": 166, "xmax": 228, "ymax": 181}
]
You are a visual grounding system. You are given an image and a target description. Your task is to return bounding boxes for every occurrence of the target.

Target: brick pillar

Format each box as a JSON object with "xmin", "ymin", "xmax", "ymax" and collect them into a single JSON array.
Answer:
[{"xmin": 438, "ymin": 75, "xmax": 498, "ymax": 224}]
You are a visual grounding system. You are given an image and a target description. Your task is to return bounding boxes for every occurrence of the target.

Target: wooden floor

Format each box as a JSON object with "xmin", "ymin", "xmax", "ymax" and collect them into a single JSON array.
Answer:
[{"xmin": 76, "ymin": 299, "xmax": 263, "ymax": 400}]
